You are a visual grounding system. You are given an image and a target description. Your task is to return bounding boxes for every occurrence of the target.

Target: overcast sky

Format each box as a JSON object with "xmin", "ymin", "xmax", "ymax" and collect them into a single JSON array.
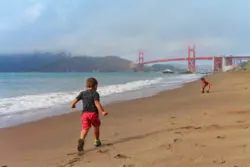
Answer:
[{"xmin": 0, "ymin": 0, "xmax": 250, "ymax": 61}]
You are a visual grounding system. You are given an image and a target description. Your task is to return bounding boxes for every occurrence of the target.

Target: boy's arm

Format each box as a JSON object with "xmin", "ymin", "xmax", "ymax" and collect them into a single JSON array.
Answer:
[
  {"xmin": 71, "ymin": 92, "xmax": 82, "ymax": 108},
  {"xmin": 94, "ymin": 92, "xmax": 108, "ymax": 116},
  {"xmin": 201, "ymin": 82, "xmax": 205, "ymax": 90},
  {"xmin": 71, "ymin": 98, "xmax": 78, "ymax": 108},
  {"xmin": 208, "ymin": 82, "xmax": 211, "ymax": 89},
  {"xmin": 94, "ymin": 100, "xmax": 108, "ymax": 116},
  {"xmin": 206, "ymin": 80, "xmax": 211, "ymax": 89}
]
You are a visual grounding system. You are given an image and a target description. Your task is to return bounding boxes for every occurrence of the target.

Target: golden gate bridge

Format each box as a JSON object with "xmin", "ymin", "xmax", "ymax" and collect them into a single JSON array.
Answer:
[{"xmin": 137, "ymin": 45, "xmax": 250, "ymax": 72}]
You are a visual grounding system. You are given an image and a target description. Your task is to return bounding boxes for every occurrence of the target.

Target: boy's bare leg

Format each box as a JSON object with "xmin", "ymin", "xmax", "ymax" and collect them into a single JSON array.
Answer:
[
  {"xmin": 201, "ymin": 87, "xmax": 205, "ymax": 93},
  {"xmin": 80, "ymin": 129, "xmax": 89, "ymax": 139},
  {"xmin": 94, "ymin": 127, "xmax": 100, "ymax": 141},
  {"xmin": 78, "ymin": 129, "xmax": 89, "ymax": 152},
  {"xmin": 205, "ymin": 86, "xmax": 210, "ymax": 93},
  {"xmin": 93, "ymin": 127, "xmax": 102, "ymax": 147}
]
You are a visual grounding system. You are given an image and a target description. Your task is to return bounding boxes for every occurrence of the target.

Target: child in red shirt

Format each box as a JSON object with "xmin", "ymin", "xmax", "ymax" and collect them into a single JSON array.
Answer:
[{"xmin": 201, "ymin": 77, "xmax": 211, "ymax": 93}]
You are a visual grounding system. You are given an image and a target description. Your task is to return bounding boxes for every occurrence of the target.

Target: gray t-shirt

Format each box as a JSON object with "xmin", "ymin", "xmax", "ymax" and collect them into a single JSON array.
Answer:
[{"xmin": 76, "ymin": 89, "xmax": 100, "ymax": 113}]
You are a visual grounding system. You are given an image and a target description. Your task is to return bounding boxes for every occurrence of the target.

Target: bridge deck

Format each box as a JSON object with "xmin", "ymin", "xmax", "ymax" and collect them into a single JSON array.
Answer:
[
  {"xmin": 142, "ymin": 57, "xmax": 213, "ymax": 64},
  {"xmin": 141, "ymin": 56, "xmax": 250, "ymax": 65}
]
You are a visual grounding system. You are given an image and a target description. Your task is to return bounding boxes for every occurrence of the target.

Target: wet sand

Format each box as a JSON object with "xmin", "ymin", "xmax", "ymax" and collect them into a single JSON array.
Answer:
[{"xmin": 1, "ymin": 71, "xmax": 250, "ymax": 167}]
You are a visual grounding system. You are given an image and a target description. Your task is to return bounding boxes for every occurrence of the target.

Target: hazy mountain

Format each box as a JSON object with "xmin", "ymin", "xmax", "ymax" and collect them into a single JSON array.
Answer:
[{"xmin": 0, "ymin": 52, "xmax": 136, "ymax": 72}]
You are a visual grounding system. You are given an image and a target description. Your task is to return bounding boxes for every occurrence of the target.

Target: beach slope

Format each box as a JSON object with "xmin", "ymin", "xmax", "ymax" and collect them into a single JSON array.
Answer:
[{"xmin": 1, "ymin": 71, "xmax": 250, "ymax": 167}]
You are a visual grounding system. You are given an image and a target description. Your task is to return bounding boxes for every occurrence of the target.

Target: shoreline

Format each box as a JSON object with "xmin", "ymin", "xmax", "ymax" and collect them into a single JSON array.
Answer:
[
  {"xmin": 1, "ymin": 71, "xmax": 250, "ymax": 167},
  {"xmin": 0, "ymin": 81, "xmax": 191, "ymax": 130},
  {"xmin": 0, "ymin": 73, "xmax": 202, "ymax": 129}
]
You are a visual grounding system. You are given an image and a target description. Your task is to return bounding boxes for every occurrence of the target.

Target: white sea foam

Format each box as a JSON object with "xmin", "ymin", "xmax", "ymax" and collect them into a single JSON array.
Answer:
[
  {"xmin": 0, "ymin": 74, "xmax": 204, "ymax": 128},
  {"xmin": 0, "ymin": 77, "xmax": 164, "ymax": 115}
]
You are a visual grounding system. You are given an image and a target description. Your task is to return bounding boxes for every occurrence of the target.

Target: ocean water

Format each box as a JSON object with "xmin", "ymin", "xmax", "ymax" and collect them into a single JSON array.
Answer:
[{"xmin": 0, "ymin": 72, "xmax": 203, "ymax": 128}]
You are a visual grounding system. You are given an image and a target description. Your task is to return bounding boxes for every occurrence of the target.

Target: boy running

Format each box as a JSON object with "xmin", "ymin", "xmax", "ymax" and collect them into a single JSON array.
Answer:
[
  {"xmin": 71, "ymin": 77, "xmax": 108, "ymax": 152},
  {"xmin": 201, "ymin": 77, "xmax": 211, "ymax": 93}
]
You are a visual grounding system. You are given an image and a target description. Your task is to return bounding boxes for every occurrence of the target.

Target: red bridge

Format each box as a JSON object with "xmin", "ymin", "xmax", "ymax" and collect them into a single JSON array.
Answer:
[{"xmin": 137, "ymin": 45, "xmax": 250, "ymax": 72}]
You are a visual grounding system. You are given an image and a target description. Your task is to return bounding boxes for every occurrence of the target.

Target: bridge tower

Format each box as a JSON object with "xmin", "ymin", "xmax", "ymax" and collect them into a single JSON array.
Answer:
[
  {"xmin": 187, "ymin": 45, "xmax": 196, "ymax": 72},
  {"xmin": 137, "ymin": 50, "xmax": 144, "ymax": 72},
  {"xmin": 226, "ymin": 56, "xmax": 233, "ymax": 66},
  {"xmin": 213, "ymin": 57, "xmax": 223, "ymax": 72}
]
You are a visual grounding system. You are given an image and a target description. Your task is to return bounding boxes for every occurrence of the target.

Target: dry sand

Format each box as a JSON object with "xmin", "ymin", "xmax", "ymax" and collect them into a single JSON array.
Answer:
[{"xmin": 1, "ymin": 71, "xmax": 250, "ymax": 167}]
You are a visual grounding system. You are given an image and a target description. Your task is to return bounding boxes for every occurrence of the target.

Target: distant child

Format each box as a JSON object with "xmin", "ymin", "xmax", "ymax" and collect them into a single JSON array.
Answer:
[
  {"xmin": 201, "ymin": 77, "xmax": 211, "ymax": 93},
  {"xmin": 71, "ymin": 77, "xmax": 108, "ymax": 152}
]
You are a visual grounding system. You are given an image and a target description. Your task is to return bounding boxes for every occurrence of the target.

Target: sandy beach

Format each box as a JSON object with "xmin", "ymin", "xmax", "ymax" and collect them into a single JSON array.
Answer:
[{"xmin": 1, "ymin": 71, "xmax": 250, "ymax": 167}]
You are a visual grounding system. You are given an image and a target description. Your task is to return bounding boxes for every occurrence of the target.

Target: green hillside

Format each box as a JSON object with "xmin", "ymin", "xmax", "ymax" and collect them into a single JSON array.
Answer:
[{"xmin": 243, "ymin": 61, "xmax": 250, "ymax": 70}]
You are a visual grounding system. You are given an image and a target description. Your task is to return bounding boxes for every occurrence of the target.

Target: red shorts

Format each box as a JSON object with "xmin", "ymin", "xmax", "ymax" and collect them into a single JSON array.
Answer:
[{"xmin": 81, "ymin": 112, "xmax": 101, "ymax": 130}]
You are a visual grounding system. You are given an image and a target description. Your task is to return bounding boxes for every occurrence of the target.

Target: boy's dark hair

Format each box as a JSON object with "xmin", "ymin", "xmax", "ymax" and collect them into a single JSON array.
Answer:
[
  {"xmin": 86, "ymin": 77, "xmax": 98, "ymax": 88},
  {"xmin": 201, "ymin": 77, "xmax": 205, "ymax": 81}
]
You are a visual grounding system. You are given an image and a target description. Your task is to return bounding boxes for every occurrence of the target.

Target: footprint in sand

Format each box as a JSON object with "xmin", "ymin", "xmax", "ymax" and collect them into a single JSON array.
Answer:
[
  {"xmin": 63, "ymin": 157, "xmax": 81, "ymax": 166},
  {"xmin": 195, "ymin": 143, "xmax": 206, "ymax": 148},
  {"xmin": 122, "ymin": 164, "xmax": 135, "ymax": 167},
  {"xmin": 236, "ymin": 120, "xmax": 246, "ymax": 124},
  {"xmin": 114, "ymin": 154, "xmax": 128, "ymax": 159},
  {"xmin": 213, "ymin": 159, "xmax": 226, "ymax": 164},
  {"xmin": 97, "ymin": 149, "xmax": 109, "ymax": 153},
  {"xmin": 217, "ymin": 135, "xmax": 226, "ymax": 139},
  {"xmin": 207, "ymin": 124, "xmax": 221, "ymax": 130},
  {"xmin": 238, "ymin": 144, "xmax": 247, "ymax": 148},
  {"xmin": 173, "ymin": 138, "xmax": 182, "ymax": 143},
  {"xmin": 178, "ymin": 126, "xmax": 202, "ymax": 130}
]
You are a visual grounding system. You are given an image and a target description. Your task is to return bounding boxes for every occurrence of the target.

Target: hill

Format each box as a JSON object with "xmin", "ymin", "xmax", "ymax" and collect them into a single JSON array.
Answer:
[
  {"xmin": 230, "ymin": 61, "xmax": 250, "ymax": 71},
  {"xmin": 243, "ymin": 61, "xmax": 250, "ymax": 70},
  {"xmin": 0, "ymin": 52, "xmax": 136, "ymax": 72}
]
